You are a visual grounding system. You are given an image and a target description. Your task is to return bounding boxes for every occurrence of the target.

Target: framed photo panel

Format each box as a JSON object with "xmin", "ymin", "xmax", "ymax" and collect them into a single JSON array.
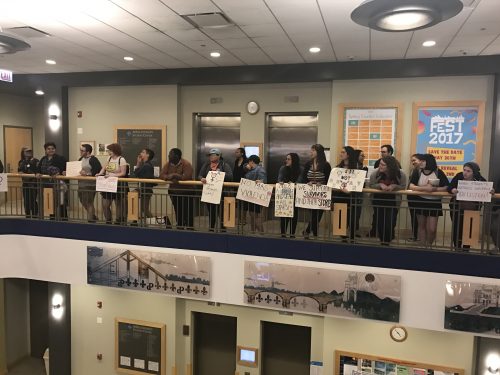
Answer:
[
  {"xmin": 412, "ymin": 101, "xmax": 485, "ymax": 178},
  {"xmin": 338, "ymin": 103, "xmax": 403, "ymax": 167}
]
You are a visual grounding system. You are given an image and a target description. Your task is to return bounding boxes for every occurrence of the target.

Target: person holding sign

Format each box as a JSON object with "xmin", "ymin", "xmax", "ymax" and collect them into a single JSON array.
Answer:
[
  {"xmin": 198, "ymin": 148, "xmax": 233, "ymax": 232},
  {"xmin": 78, "ymin": 144, "xmax": 102, "ymax": 222},
  {"xmin": 300, "ymin": 144, "xmax": 331, "ymax": 239},
  {"xmin": 448, "ymin": 162, "xmax": 488, "ymax": 250},
  {"xmin": 97, "ymin": 143, "xmax": 129, "ymax": 225},
  {"xmin": 409, "ymin": 154, "xmax": 449, "ymax": 247},
  {"xmin": 278, "ymin": 153, "xmax": 302, "ymax": 238},
  {"xmin": 244, "ymin": 155, "xmax": 267, "ymax": 234},
  {"xmin": 332, "ymin": 146, "xmax": 360, "ymax": 241},
  {"xmin": 369, "ymin": 156, "xmax": 407, "ymax": 245}
]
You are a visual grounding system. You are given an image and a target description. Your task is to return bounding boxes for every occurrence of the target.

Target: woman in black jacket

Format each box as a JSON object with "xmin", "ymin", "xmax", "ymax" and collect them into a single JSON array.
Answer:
[
  {"xmin": 448, "ymin": 162, "xmax": 487, "ymax": 250},
  {"xmin": 18, "ymin": 147, "xmax": 39, "ymax": 218},
  {"xmin": 133, "ymin": 148, "xmax": 156, "ymax": 220},
  {"xmin": 277, "ymin": 152, "xmax": 302, "ymax": 237}
]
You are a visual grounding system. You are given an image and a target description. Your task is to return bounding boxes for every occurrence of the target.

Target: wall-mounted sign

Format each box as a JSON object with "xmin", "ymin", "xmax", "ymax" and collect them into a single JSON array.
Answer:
[{"xmin": 0, "ymin": 69, "xmax": 13, "ymax": 83}]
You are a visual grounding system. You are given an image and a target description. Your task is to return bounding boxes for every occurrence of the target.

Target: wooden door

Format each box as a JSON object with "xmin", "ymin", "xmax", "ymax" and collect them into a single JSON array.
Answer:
[{"xmin": 3, "ymin": 126, "xmax": 33, "ymax": 201}]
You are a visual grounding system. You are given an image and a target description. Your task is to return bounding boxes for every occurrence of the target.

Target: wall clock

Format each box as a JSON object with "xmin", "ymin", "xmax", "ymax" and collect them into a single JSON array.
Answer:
[{"xmin": 389, "ymin": 325, "xmax": 408, "ymax": 342}]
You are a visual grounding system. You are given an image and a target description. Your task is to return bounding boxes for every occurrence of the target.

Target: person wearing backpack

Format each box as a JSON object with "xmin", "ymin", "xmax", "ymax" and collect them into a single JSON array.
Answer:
[
  {"xmin": 133, "ymin": 148, "xmax": 156, "ymax": 222},
  {"xmin": 97, "ymin": 143, "xmax": 129, "ymax": 224}
]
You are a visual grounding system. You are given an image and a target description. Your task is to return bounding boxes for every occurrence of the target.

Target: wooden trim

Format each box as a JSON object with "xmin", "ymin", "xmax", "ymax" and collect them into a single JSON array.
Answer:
[
  {"xmin": 43, "ymin": 188, "xmax": 54, "ymax": 216},
  {"xmin": 114, "ymin": 125, "xmax": 167, "ymax": 166},
  {"xmin": 411, "ymin": 101, "xmax": 485, "ymax": 165},
  {"xmin": 223, "ymin": 197, "xmax": 236, "ymax": 228},
  {"xmin": 127, "ymin": 191, "xmax": 139, "ymax": 221},
  {"xmin": 462, "ymin": 210, "xmax": 481, "ymax": 247},
  {"xmin": 337, "ymin": 103, "xmax": 404, "ymax": 164},
  {"xmin": 115, "ymin": 317, "xmax": 166, "ymax": 375},
  {"xmin": 332, "ymin": 203, "xmax": 348, "ymax": 236},
  {"xmin": 236, "ymin": 345, "xmax": 259, "ymax": 368},
  {"xmin": 334, "ymin": 350, "xmax": 464, "ymax": 375},
  {"xmin": 186, "ymin": 363, "xmax": 192, "ymax": 375}
]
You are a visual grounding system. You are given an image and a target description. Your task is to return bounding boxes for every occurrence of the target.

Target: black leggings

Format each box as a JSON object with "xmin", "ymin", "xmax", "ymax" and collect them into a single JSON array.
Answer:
[{"xmin": 280, "ymin": 207, "xmax": 299, "ymax": 236}]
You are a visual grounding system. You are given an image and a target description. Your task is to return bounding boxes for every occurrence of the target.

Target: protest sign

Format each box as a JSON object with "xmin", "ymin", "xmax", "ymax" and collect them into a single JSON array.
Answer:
[
  {"xmin": 96, "ymin": 176, "xmax": 118, "ymax": 193},
  {"xmin": 0, "ymin": 174, "xmax": 7, "ymax": 192},
  {"xmin": 457, "ymin": 180, "xmax": 493, "ymax": 202},
  {"xmin": 236, "ymin": 178, "xmax": 273, "ymax": 207},
  {"xmin": 65, "ymin": 161, "xmax": 83, "ymax": 177},
  {"xmin": 327, "ymin": 168, "xmax": 367, "ymax": 192},
  {"xmin": 295, "ymin": 183, "xmax": 331, "ymax": 210},
  {"xmin": 201, "ymin": 171, "xmax": 225, "ymax": 204},
  {"xmin": 274, "ymin": 183, "xmax": 295, "ymax": 217}
]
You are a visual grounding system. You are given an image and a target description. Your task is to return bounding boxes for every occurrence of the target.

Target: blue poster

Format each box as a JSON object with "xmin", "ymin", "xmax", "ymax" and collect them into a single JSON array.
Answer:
[{"xmin": 416, "ymin": 106, "xmax": 480, "ymax": 178}]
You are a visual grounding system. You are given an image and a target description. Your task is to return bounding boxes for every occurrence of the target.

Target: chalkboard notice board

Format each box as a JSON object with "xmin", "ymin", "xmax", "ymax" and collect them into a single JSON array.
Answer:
[
  {"xmin": 115, "ymin": 318, "xmax": 166, "ymax": 375},
  {"xmin": 115, "ymin": 126, "xmax": 167, "ymax": 169}
]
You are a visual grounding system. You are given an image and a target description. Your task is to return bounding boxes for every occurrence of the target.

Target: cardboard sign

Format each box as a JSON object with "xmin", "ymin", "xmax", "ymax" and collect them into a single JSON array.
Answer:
[
  {"xmin": 201, "ymin": 171, "xmax": 225, "ymax": 204},
  {"xmin": 456, "ymin": 180, "xmax": 493, "ymax": 202},
  {"xmin": 327, "ymin": 168, "xmax": 367, "ymax": 192},
  {"xmin": 274, "ymin": 183, "xmax": 295, "ymax": 217},
  {"xmin": 236, "ymin": 178, "xmax": 273, "ymax": 207},
  {"xmin": 0, "ymin": 173, "xmax": 8, "ymax": 192},
  {"xmin": 96, "ymin": 176, "xmax": 118, "ymax": 193},
  {"xmin": 65, "ymin": 161, "xmax": 83, "ymax": 177},
  {"xmin": 295, "ymin": 183, "xmax": 331, "ymax": 210}
]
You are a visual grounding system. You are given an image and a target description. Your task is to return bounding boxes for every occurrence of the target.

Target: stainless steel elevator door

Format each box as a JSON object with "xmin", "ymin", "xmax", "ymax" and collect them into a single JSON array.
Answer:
[
  {"xmin": 266, "ymin": 114, "xmax": 318, "ymax": 183},
  {"xmin": 195, "ymin": 114, "xmax": 241, "ymax": 178}
]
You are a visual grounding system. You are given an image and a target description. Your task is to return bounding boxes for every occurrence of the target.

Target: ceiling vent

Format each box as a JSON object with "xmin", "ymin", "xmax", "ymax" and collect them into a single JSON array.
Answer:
[
  {"xmin": 7, "ymin": 26, "xmax": 51, "ymax": 38},
  {"xmin": 181, "ymin": 12, "xmax": 233, "ymax": 29},
  {"xmin": 0, "ymin": 27, "xmax": 31, "ymax": 54}
]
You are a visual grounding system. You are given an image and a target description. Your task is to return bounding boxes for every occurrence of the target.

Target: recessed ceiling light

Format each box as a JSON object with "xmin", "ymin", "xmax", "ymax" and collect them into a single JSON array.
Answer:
[
  {"xmin": 309, "ymin": 47, "xmax": 321, "ymax": 53},
  {"xmin": 422, "ymin": 40, "xmax": 436, "ymax": 47},
  {"xmin": 123, "ymin": 56, "xmax": 134, "ymax": 61},
  {"xmin": 45, "ymin": 59, "xmax": 56, "ymax": 65},
  {"xmin": 210, "ymin": 51, "xmax": 221, "ymax": 58},
  {"xmin": 35, "ymin": 90, "xmax": 44, "ymax": 95}
]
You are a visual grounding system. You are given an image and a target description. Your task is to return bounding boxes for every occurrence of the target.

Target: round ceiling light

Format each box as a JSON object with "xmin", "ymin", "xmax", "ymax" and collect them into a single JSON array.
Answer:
[
  {"xmin": 422, "ymin": 40, "xmax": 436, "ymax": 47},
  {"xmin": 35, "ymin": 90, "xmax": 45, "ymax": 95},
  {"xmin": 210, "ymin": 51, "xmax": 221, "ymax": 58},
  {"xmin": 351, "ymin": 0, "xmax": 463, "ymax": 32},
  {"xmin": 123, "ymin": 56, "xmax": 134, "ymax": 61},
  {"xmin": 0, "ymin": 31, "xmax": 31, "ymax": 54},
  {"xmin": 309, "ymin": 46, "xmax": 321, "ymax": 53},
  {"xmin": 45, "ymin": 59, "xmax": 56, "ymax": 65}
]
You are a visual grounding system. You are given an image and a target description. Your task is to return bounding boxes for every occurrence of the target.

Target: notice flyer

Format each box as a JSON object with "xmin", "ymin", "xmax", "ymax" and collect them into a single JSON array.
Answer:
[{"xmin": 201, "ymin": 171, "xmax": 225, "ymax": 204}]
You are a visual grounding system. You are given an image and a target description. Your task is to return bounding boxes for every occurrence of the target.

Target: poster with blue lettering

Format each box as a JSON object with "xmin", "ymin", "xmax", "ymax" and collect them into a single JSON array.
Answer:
[{"xmin": 413, "ymin": 101, "xmax": 484, "ymax": 179}]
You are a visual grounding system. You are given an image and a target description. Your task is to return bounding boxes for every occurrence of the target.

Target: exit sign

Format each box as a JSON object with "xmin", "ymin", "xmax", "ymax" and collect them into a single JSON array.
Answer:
[{"xmin": 0, "ymin": 69, "xmax": 13, "ymax": 83}]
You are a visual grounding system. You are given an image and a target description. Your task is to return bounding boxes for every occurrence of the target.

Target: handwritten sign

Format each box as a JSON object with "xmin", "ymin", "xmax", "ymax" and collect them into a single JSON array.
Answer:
[
  {"xmin": 236, "ymin": 178, "xmax": 273, "ymax": 207},
  {"xmin": 201, "ymin": 171, "xmax": 225, "ymax": 204},
  {"xmin": 327, "ymin": 168, "xmax": 367, "ymax": 192},
  {"xmin": 295, "ymin": 183, "xmax": 331, "ymax": 210},
  {"xmin": 96, "ymin": 176, "xmax": 118, "ymax": 193},
  {"xmin": 274, "ymin": 183, "xmax": 295, "ymax": 217},
  {"xmin": 457, "ymin": 180, "xmax": 493, "ymax": 202},
  {"xmin": 0, "ymin": 174, "xmax": 7, "ymax": 192},
  {"xmin": 65, "ymin": 161, "xmax": 83, "ymax": 177}
]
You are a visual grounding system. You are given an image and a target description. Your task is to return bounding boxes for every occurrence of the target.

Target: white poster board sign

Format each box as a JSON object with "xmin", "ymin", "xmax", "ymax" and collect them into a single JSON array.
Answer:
[
  {"xmin": 236, "ymin": 178, "xmax": 273, "ymax": 207},
  {"xmin": 0, "ymin": 173, "xmax": 8, "ymax": 192},
  {"xmin": 201, "ymin": 171, "xmax": 225, "ymax": 204},
  {"xmin": 96, "ymin": 176, "xmax": 118, "ymax": 193},
  {"xmin": 65, "ymin": 161, "xmax": 83, "ymax": 177},
  {"xmin": 327, "ymin": 168, "xmax": 367, "ymax": 192},
  {"xmin": 457, "ymin": 180, "xmax": 493, "ymax": 202},
  {"xmin": 295, "ymin": 183, "xmax": 331, "ymax": 210},
  {"xmin": 275, "ymin": 183, "xmax": 295, "ymax": 217}
]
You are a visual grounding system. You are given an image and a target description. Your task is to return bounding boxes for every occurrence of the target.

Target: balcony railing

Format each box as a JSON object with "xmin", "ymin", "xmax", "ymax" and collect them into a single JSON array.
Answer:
[{"xmin": 1, "ymin": 173, "xmax": 499, "ymax": 255}]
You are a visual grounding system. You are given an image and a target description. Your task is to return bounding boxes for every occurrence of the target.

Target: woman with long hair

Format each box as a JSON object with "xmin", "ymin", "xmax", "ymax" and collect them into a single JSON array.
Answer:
[
  {"xmin": 354, "ymin": 149, "xmax": 368, "ymax": 235},
  {"xmin": 300, "ymin": 144, "xmax": 331, "ymax": 239},
  {"xmin": 407, "ymin": 154, "xmax": 424, "ymax": 242},
  {"xmin": 278, "ymin": 152, "xmax": 302, "ymax": 237},
  {"xmin": 369, "ymin": 156, "xmax": 407, "ymax": 245},
  {"xmin": 332, "ymin": 146, "xmax": 361, "ymax": 240},
  {"xmin": 409, "ymin": 153, "xmax": 449, "ymax": 247}
]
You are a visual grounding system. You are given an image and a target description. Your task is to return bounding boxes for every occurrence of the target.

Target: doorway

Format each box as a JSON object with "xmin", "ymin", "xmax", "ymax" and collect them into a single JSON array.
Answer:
[
  {"xmin": 266, "ymin": 113, "xmax": 318, "ymax": 183},
  {"xmin": 192, "ymin": 312, "xmax": 237, "ymax": 375},
  {"xmin": 194, "ymin": 113, "xmax": 241, "ymax": 175},
  {"xmin": 261, "ymin": 321, "xmax": 311, "ymax": 375}
]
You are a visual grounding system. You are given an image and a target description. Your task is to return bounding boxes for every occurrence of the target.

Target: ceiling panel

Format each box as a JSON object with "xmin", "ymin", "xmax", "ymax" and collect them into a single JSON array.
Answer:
[{"xmin": 159, "ymin": 0, "xmax": 219, "ymax": 15}]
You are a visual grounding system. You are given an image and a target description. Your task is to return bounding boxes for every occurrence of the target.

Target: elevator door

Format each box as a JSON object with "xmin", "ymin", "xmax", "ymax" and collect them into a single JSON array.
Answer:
[
  {"xmin": 195, "ymin": 114, "xmax": 241, "ymax": 177},
  {"xmin": 192, "ymin": 312, "xmax": 237, "ymax": 375},
  {"xmin": 261, "ymin": 321, "xmax": 311, "ymax": 375},
  {"xmin": 266, "ymin": 113, "xmax": 318, "ymax": 183}
]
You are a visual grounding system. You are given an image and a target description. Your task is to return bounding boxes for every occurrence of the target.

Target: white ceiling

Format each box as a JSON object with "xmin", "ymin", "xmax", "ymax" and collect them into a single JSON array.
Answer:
[{"xmin": 0, "ymin": 0, "xmax": 499, "ymax": 74}]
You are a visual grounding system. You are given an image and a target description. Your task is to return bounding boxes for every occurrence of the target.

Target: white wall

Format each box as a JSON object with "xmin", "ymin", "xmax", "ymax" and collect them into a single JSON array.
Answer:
[
  {"xmin": 330, "ymin": 76, "xmax": 494, "ymax": 175},
  {"xmin": 68, "ymin": 85, "xmax": 178, "ymax": 165}
]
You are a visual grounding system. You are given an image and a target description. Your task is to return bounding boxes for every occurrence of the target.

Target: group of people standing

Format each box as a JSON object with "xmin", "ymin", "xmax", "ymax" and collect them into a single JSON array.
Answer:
[{"xmin": 9, "ymin": 140, "xmax": 494, "ymax": 250}]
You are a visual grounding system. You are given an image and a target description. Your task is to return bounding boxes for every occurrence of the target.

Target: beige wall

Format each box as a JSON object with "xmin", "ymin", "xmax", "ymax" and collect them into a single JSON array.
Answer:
[
  {"xmin": 71, "ymin": 285, "xmax": 474, "ymax": 375},
  {"xmin": 68, "ymin": 85, "xmax": 178, "ymax": 165},
  {"xmin": 0, "ymin": 92, "xmax": 45, "ymax": 165},
  {"xmin": 0, "ymin": 280, "xmax": 7, "ymax": 375},
  {"xmin": 331, "ymin": 76, "xmax": 494, "ymax": 176},
  {"xmin": 4, "ymin": 279, "xmax": 30, "ymax": 367}
]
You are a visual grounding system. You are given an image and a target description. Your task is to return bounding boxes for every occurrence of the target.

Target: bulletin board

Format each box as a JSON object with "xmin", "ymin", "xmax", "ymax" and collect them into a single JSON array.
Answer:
[
  {"xmin": 411, "ymin": 101, "xmax": 485, "ymax": 178},
  {"xmin": 338, "ymin": 104, "xmax": 403, "ymax": 167},
  {"xmin": 114, "ymin": 126, "xmax": 167, "ymax": 168},
  {"xmin": 115, "ymin": 318, "xmax": 166, "ymax": 375},
  {"xmin": 335, "ymin": 350, "xmax": 464, "ymax": 375}
]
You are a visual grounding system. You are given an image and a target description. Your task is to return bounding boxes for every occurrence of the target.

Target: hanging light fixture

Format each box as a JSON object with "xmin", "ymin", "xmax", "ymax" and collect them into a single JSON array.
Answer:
[
  {"xmin": 351, "ymin": 0, "xmax": 463, "ymax": 32},
  {"xmin": 0, "ymin": 27, "xmax": 31, "ymax": 54}
]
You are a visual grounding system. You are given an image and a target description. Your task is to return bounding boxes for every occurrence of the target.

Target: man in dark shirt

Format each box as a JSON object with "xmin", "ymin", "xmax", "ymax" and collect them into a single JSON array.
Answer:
[{"xmin": 133, "ymin": 148, "xmax": 156, "ymax": 220}]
